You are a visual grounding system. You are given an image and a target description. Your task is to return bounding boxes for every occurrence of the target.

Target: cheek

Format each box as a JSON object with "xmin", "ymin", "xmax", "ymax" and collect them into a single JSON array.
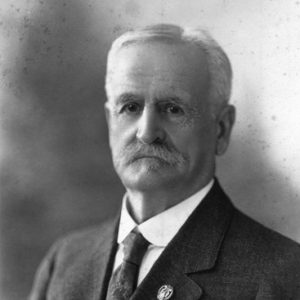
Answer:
[
  {"xmin": 108, "ymin": 124, "xmax": 123, "ymax": 153},
  {"xmin": 173, "ymin": 126, "xmax": 215, "ymax": 158},
  {"xmin": 110, "ymin": 114, "xmax": 136, "ymax": 132},
  {"xmin": 109, "ymin": 120, "xmax": 135, "ymax": 150}
]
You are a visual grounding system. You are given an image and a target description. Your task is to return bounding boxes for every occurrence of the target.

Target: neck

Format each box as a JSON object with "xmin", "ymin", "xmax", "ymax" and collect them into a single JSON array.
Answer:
[{"xmin": 125, "ymin": 178, "xmax": 213, "ymax": 224}]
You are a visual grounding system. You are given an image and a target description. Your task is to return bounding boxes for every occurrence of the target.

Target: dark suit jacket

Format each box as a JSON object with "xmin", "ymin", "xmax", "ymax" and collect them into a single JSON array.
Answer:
[{"xmin": 29, "ymin": 181, "xmax": 300, "ymax": 300}]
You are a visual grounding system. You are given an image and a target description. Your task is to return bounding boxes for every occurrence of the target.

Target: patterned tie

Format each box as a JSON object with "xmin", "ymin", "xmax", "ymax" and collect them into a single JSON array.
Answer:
[{"xmin": 106, "ymin": 229, "xmax": 150, "ymax": 300}]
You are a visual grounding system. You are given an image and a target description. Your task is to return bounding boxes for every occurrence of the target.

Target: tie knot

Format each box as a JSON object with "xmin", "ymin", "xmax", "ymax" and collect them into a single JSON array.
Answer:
[{"xmin": 123, "ymin": 229, "xmax": 149, "ymax": 266}]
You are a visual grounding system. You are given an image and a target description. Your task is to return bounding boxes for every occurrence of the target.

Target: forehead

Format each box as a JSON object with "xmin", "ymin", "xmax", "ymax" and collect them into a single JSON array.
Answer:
[{"xmin": 106, "ymin": 41, "xmax": 209, "ymax": 102}]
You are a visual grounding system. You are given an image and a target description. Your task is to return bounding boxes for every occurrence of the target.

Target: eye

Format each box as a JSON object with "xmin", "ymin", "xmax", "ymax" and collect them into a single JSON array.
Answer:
[
  {"xmin": 120, "ymin": 102, "xmax": 141, "ymax": 114},
  {"xmin": 163, "ymin": 103, "xmax": 184, "ymax": 115}
]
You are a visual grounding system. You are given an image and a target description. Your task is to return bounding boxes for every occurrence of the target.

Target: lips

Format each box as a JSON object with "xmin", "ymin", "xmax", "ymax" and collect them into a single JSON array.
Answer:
[{"xmin": 131, "ymin": 155, "xmax": 165, "ymax": 162}]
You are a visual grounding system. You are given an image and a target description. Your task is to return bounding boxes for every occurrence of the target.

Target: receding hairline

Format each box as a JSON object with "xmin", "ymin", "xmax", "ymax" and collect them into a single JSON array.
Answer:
[
  {"xmin": 107, "ymin": 24, "xmax": 221, "ymax": 59},
  {"xmin": 105, "ymin": 24, "xmax": 233, "ymax": 113}
]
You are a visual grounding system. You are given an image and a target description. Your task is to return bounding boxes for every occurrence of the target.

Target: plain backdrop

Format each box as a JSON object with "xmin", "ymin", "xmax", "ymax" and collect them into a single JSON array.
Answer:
[{"xmin": 1, "ymin": 0, "xmax": 300, "ymax": 299}]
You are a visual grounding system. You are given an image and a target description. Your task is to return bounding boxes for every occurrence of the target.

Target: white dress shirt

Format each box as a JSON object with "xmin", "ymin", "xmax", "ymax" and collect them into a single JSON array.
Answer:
[{"xmin": 112, "ymin": 179, "xmax": 214, "ymax": 285}]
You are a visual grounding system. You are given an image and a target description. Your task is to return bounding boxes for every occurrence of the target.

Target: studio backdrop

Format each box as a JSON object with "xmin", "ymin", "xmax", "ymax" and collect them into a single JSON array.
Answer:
[{"xmin": 1, "ymin": 1, "xmax": 300, "ymax": 299}]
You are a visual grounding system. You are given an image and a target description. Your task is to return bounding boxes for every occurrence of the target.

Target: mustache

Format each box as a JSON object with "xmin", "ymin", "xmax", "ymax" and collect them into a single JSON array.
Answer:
[{"xmin": 122, "ymin": 142, "xmax": 188, "ymax": 166}]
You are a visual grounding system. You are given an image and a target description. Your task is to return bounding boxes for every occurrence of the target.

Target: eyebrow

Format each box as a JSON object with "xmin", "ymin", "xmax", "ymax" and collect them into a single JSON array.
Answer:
[
  {"xmin": 114, "ymin": 93, "xmax": 191, "ymax": 107},
  {"xmin": 156, "ymin": 96, "xmax": 185, "ymax": 104},
  {"xmin": 115, "ymin": 93, "xmax": 143, "ymax": 105}
]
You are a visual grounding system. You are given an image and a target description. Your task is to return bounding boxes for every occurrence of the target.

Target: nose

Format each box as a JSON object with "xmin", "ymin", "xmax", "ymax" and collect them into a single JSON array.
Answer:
[{"xmin": 136, "ymin": 106, "xmax": 166, "ymax": 144}]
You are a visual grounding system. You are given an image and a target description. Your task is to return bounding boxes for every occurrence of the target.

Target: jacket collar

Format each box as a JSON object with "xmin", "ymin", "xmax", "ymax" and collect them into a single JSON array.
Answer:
[
  {"xmin": 91, "ymin": 216, "xmax": 119, "ymax": 300},
  {"xmin": 118, "ymin": 179, "xmax": 214, "ymax": 247},
  {"xmin": 131, "ymin": 179, "xmax": 234, "ymax": 300}
]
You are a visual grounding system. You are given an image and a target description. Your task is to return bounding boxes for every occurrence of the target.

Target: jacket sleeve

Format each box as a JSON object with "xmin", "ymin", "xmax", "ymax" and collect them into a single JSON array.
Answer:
[{"xmin": 28, "ymin": 241, "xmax": 61, "ymax": 300}]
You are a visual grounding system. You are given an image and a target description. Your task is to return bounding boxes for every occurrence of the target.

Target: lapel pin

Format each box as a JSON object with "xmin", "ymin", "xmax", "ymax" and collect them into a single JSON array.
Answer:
[{"xmin": 157, "ymin": 284, "xmax": 174, "ymax": 300}]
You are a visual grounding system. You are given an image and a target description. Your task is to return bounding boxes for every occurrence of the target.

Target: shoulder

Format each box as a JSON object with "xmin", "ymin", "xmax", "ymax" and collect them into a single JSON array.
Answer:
[
  {"xmin": 224, "ymin": 207, "xmax": 300, "ymax": 276},
  {"xmin": 52, "ymin": 218, "xmax": 118, "ymax": 258},
  {"xmin": 211, "ymin": 180, "xmax": 300, "ymax": 261},
  {"xmin": 31, "ymin": 218, "xmax": 118, "ymax": 275},
  {"xmin": 230, "ymin": 208, "xmax": 300, "ymax": 254},
  {"xmin": 29, "ymin": 219, "xmax": 118, "ymax": 300}
]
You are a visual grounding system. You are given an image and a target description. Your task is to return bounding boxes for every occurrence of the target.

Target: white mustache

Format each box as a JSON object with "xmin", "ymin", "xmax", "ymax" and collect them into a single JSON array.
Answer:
[{"xmin": 122, "ymin": 143, "xmax": 188, "ymax": 166}]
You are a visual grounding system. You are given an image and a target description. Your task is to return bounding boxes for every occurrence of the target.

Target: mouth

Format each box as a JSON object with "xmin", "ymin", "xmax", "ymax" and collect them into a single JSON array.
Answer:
[
  {"xmin": 129, "ymin": 155, "xmax": 172, "ymax": 168},
  {"xmin": 132, "ymin": 155, "xmax": 164, "ymax": 161}
]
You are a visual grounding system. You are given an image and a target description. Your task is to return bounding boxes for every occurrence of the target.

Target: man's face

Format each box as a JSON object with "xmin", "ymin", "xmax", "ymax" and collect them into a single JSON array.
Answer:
[{"xmin": 105, "ymin": 41, "xmax": 226, "ymax": 193}]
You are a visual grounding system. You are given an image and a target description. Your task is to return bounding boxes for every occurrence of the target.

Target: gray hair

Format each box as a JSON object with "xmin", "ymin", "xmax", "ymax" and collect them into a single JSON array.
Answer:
[{"xmin": 105, "ymin": 24, "xmax": 232, "ymax": 111}]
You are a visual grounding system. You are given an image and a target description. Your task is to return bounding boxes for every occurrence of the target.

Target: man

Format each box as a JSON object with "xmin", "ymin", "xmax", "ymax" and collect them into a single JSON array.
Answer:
[{"xmin": 29, "ymin": 24, "xmax": 300, "ymax": 300}]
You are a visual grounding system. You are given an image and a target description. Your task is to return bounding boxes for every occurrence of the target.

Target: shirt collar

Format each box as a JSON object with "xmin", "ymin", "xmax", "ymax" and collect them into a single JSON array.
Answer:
[{"xmin": 117, "ymin": 179, "xmax": 214, "ymax": 247}]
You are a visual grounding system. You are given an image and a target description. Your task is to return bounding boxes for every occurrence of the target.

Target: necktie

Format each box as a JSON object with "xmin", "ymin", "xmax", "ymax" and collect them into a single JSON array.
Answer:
[{"xmin": 106, "ymin": 229, "xmax": 150, "ymax": 300}]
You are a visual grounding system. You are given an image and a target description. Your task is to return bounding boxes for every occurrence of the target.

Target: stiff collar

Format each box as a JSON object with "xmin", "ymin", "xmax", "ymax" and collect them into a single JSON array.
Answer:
[{"xmin": 117, "ymin": 179, "xmax": 214, "ymax": 247}]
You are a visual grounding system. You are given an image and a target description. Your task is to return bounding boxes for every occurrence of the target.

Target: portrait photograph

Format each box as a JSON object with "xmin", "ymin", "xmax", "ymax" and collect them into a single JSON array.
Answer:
[{"xmin": 0, "ymin": 1, "xmax": 300, "ymax": 299}]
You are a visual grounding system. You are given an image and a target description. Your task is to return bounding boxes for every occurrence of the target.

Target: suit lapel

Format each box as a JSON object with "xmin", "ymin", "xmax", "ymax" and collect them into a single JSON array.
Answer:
[
  {"xmin": 132, "ymin": 180, "xmax": 234, "ymax": 300},
  {"xmin": 89, "ymin": 216, "xmax": 119, "ymax": 300},
  {"xmin": 131, "ymin": 258, "xmax": 203, "ymax": 300}
]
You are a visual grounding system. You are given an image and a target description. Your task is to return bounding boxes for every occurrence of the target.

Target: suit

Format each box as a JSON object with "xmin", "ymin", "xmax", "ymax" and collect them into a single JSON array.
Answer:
[{"xmin": 29, "ymin": 180, "xmax": 300, "ymax": 299}]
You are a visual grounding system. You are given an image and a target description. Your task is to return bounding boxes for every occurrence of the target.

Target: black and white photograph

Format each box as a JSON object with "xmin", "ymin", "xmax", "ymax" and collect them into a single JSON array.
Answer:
[{"xmin": 0, "ymin": 1, "xmax": 300, "ymax": 299}]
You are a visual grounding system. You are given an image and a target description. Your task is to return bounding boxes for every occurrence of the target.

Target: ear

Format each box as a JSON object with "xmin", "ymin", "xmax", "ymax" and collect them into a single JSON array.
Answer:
[{"xmin": 215, "ymin": 104, "xmax": 235, "ymax": 156}]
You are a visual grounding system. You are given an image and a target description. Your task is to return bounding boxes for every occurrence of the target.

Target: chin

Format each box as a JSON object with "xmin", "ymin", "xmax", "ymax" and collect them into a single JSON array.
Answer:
[{"xmin": 119, "ymin": 162, "xmax": 177, "ymax": 190}]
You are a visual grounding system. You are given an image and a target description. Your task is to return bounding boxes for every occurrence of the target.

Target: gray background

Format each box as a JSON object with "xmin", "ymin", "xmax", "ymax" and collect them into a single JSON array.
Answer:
[{"xmin": 1, "ymin": 1, "xmax": 300, "ymax": 299}]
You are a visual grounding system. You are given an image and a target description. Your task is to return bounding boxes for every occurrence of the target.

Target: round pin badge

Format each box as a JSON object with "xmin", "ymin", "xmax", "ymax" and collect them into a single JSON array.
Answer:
[{"xmin": 157, "ymin": 284, "xmax": 174, "ymax": 300}]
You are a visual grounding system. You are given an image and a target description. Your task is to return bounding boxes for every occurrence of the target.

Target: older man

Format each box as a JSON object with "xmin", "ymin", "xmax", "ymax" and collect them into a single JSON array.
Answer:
[{"xmin": 29, "ymin": 24, "xmax": 300, "ymax": 300}]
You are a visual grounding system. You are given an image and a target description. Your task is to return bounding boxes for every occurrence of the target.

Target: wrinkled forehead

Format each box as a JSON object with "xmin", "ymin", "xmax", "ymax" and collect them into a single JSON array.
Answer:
[{"xmin": 106, "ymin": 41, "xmax": 209, "ymax": 101}]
